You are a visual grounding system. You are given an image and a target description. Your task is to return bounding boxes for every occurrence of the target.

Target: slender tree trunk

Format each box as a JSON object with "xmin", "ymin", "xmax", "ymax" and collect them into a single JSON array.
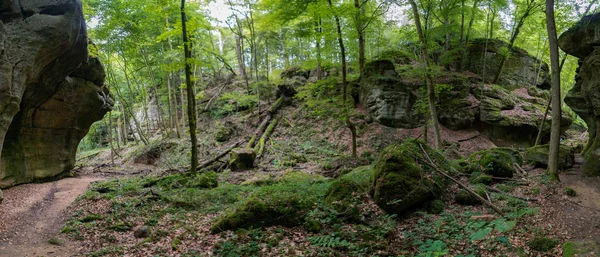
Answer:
[
  {"xmin": 354, "ymin": 0, "xmax": 366, "ymax": 78},
  {"xmin": 280, "ymin": 29, "xmax": 289, "ymax": 68},
  {"xmin": 106, "ymin": 113, "xmax": 115, "ymax": 166},
  {"xmin": 121, "ymin": 103, "xmax": 128, "ymax": 145},
  {"xmin": 328, "ymin": 0, "xmax": 358, "ymax": 158},
  {"xmin": 409, "ymin": 0, "xmax": 442, "ymax": 149},
  {"xmin": 181, "ymin": 0, "xmax": 199, "ymax": 172},
  {"xmin": 535, "ymin": 98, "xmax": 551, "ymax": 146},
  {"xmin": 460, "ymin": 0, "xmax": 480, "ymax": 70},
  {"xmin": 315, "ymin": 19, "xmax": 323, "ymax": 80},
  {"xmin": 546, "ymin": 0, "xmax": 561, "ymax": 180}
]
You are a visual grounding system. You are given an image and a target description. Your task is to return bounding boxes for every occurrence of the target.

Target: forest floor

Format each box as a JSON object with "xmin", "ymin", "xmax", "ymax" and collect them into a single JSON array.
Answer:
[{"xmin": 0, "ymin": 105, "xmax": 597, "ymax": 256}]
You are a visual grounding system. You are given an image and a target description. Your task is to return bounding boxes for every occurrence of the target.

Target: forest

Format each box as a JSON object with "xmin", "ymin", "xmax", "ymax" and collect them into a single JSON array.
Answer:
[{"xmin": 0, "ymin": 0, "xmax": 599, "ymax": 256}]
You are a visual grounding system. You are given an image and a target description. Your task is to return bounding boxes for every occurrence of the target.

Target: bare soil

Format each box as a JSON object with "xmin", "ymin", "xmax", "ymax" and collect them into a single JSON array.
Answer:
[{"xmin": 0, "ymin": 175, "xmax": 103, "ymax": 257}]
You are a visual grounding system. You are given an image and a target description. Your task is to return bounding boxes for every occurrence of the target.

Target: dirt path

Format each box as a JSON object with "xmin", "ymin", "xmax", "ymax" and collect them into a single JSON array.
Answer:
[{"xmin": 0, "ymin": 175, "xmax": 103, "ymax": 257}]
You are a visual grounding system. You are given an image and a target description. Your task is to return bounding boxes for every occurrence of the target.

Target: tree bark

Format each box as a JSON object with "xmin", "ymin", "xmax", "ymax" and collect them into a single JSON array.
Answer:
[
  {"xmin": 409, "ymin": 0, "xmax": 442, "ymax": 149},
  {"xmin": 181, "ymin": 0, "xmax": 199, "ymax": 172},
  {"xmin": 546, "ymin": 0, "xmax": 561, "ymax": 181},
  {"xmin": 328, "ymin": 0, "xmax": 358, "ymax": 158}
]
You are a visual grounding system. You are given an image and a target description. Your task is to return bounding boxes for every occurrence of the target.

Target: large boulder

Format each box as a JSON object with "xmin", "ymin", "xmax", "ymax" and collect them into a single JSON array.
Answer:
[
  {"xmin": 372, "ymin": 139, "xmax": 454, "ymax": 215},
  {"xmin": 0, "ymin": 0, "xmax": 110, "ymax": 188},
  {"xmin": 360, "ymin": 60, "xmax": 423, "ymax": 128},
  {"xmin": 469, "ymin": 148, "xmax": 523, "ymax": 178},
  {"xmin": 524, "ymin": 144, "xmax": 575, "ymax": 170},
  {"xmin": 464, "ymin": 38, "xmax": 551, "ymax": 90},
  {"xmin": 560, "ymin": 13, "xmax": 600, "ymax": 176}
]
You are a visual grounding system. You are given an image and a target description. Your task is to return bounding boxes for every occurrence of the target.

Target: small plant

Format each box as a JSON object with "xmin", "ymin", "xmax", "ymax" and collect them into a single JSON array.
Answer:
[
  {"xmin": 308, "ymin": 235, "xmax": 352, "ymax": 249},
  {"xmin": 565, "ymin": 187, "xmax": 577, "ymax": 197}
]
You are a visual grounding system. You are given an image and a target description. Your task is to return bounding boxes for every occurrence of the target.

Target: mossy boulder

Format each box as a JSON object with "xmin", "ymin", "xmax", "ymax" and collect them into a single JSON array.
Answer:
[
  {"xmin": 229, "ymin": 148, "xmax": 256, "ymax": 171},
  {"xmin": 528, "ymin": 237, "xmax": 558, "ymax": 252},
  {"xmin": 325, "ymin": 166, "xmax": 374, "ymax": 220},
  {"xmin": 150, "ymin": 172, "xmax": 218, "ymax": 189},
  {"xmin": 372, "ymin": 139, "xmax": 454, "ymax": 215},
  {"xmin": 469, "ymin": 172, "xmax": 493, "ymax": 185},
  {"xmin": 470, "ymin": 148, "xmax": 523, "ymax": 178},
  {"xmin": 524, "ymin": 144, "xmax": 575, "ymax": 169},
  {"xmin": 210, "ymin": 175, "xmax": 328, "ymax": 233},
  {"xmin": 455, "ymin": 184, "xmax": 487, "ymax": 205}
]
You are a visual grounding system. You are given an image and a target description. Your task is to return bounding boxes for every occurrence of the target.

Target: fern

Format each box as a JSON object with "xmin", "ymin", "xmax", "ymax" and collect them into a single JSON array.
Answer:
[{"xmin": 308, "ymin": 235, "xmax": 352, "ymax": 249}]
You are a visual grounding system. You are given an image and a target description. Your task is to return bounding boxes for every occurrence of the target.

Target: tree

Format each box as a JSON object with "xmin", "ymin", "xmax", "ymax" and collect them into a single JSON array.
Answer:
[
  {"xmin": 181, "ymin": 0, "xmax": 198, "ymax": 172},
  {"xmin": 492, "ymin": 0, "xmax": 542, "ymax": 84},
  {"xmin": 327, "ymin": 0, "xmax": 358, "ymax": 158},
  {"xmin": 545, "ymin": 0, "xmax": 560, "ymax": 181},
  {"xmin": 408, "ymin": 0, "xmax": 443, "ymax": 149}
]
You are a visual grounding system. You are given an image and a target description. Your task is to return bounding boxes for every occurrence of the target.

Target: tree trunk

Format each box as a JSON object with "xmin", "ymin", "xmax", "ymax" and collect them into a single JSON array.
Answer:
[
  {"xmin": 280, "ymin": 29, "xmax": 289, "ymax": 68},
  {"xmin": 546, "ymin": 0, "xmax": 561, "ymax": 181},
  {"xmin": 354, "ymin": 0, "xmax": 366, "ymax": 79},
  {"xmin": 315, "ymin": 19, "xmax": 323, "ymax": 80},
  {"xmin": 181, "ymin": 0, "xmax": 199, "ymax": 172},
  {"xmin": 409, "ymin": 0, "xmax": 442, "ymax": 149},
  {"xmin": 328, "ymin": 0, "xmax": 358, "ymax": 158}
]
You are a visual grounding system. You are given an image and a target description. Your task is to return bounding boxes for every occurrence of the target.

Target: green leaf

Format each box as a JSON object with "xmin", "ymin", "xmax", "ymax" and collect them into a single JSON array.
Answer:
[{"xmin": 469, "ymin": 227, "xmax": 492, "ymax": 241}]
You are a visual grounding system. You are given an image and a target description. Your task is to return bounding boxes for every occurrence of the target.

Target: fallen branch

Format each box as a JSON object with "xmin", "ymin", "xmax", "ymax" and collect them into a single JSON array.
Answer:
[
  {"xmin": 458, "ymin": 133, "xmax": 481, "ymax": 142},
  {"xmin": 485, "ymin": 186, "xmax": 539, "ymax": 202},
  {"xmin": 491, "ymin": 177, "xmax": 529, "ymax": 185},
  {"xmin": 418, "ymin": 144, "xmax": 505, "ymax": 216},
  {"xmin": 513, "ymin": 163, "xmax": 528, "ymax": 176},
  {"xmin": 185, "ymin": 140, "xmax": 243, "ymax": 172}
]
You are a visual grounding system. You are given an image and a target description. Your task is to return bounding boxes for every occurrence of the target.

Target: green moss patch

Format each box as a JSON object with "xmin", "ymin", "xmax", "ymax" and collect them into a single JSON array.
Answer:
[
  {"xmin": 528, "ymin": 237, "xmax": 557, "ymax": 252},
  {"xmin": 470, "ymin": 148, "xmax": 523, "ymax": 178},
  {"xmin": 372, "ymin": 139, "xmax": 454, "ymax": 215}
]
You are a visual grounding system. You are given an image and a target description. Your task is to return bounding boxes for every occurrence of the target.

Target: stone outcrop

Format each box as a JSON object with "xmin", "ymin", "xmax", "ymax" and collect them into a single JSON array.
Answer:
[
  {"xmin": 0, "ymin": 0, "xmax": 109, "ymax": 188},
  {"xmin": 464, "ymin": 38, "xmax": 551, "ymax": 90},
  {"xmin": 360, "ymin": 39, "xmax": 574, "ymax": 147},
  {"xmin": 560, "ymin": 13, "xmax": 600, "ymax": 176}
]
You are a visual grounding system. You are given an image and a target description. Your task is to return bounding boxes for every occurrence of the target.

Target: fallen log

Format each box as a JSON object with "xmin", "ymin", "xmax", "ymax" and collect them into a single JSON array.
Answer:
[
  {"xmin": 254, "ymin": 118, "xmax": 279, "ymax": 160},
  {"xmin": 418, "ymin": 144, "xmax": 505, "ymax": 216},
  {"xmin": 247, "ymin": 97, "xmax": 283, "ymax": 148},
  {"xmin": 182, "ymin": 140, "xmax": 243, "ymax": 172}
]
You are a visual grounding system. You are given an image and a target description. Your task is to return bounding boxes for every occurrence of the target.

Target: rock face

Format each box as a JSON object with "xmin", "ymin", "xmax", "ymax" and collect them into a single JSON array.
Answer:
[
  {"xmin": 0, "ymin": 0, "xmax": 109, "ymax": 188},
  {"xmin": 360, "ymin": 60, "xmax": 423, "ymax": 128},
  {"xmin": 560, "ymin": 13, "xmax": 600, "ymax": 176},
  {"xmin": 359, "ymin": 39, "xmax": 574, "ymax": 147},
  {"xmin": 464, "ymin": 38, "xmax": 551, "ymax": 89}
]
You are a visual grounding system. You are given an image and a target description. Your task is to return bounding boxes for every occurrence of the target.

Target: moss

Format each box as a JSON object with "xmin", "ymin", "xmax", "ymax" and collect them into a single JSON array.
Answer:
[
  {"xmin": 146, "ymin": 172, "xmax": 218, "ymax": 190},
  {"xmin": 562, "ymin": 241, "xmax": 578, "ymax": 257},
  {"xmin": 324, "ymin": 166, "xmax": 374, "ymax": 220},
  {"xmin": 565, "ymin": 187, "xmax": 577, "ymax": 197},
  {"xmin": 279, "ymin": 171, "xmax": 328, "ymax": 184},
  {"xmin": 427, "ymin": 199, "xmax": 445, "ymax": 214},
  {"xmin": 582, "ymin": 150, "xmax": 600, "ymax": 176},
  {"xmin": 470, "ymin": 148, "xmax": 523, "ymax": 178},
  {"xmin": 304, "ymin": 219, "xmax": 322, "ymax": 233},
  {"xmin": 528, "ymin": 237, "xmax": 558, "ymax": 252},
  {"xmin": 210, "ymin": 176, "xmax": 329, "ymax": 233},
  {"xmin": 80, "ymin": 213, "xmax": 103, "ymax": 223},
  {"xmin": 372, "ymin": 139, "xmax": 453, "ymax": 215},
  {"xmin": 229, "ymin": 148, "xmax": 256, "ymax": 171},
  {"xmin": 455, "ymin": 184, "xmax": 487, "ymax": 205},
  {"xmin": 469, "ymin": 172, "xmax": 493, "ymax": 185}
]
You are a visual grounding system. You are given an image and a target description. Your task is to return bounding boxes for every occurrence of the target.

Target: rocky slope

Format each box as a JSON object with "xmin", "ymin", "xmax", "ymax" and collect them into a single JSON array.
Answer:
[
  {"xmin": 0, "ymin": 0, "xmax": 109, "ymax": 188},
  {"xmin": 560, "ymin": 12, "xmax": 600, "ymax": 175}
]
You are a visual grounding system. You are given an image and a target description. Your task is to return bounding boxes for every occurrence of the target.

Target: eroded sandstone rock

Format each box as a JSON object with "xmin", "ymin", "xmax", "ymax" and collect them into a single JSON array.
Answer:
[
  {"xmin": 0, "ymin": 0, "xmax": 109, "ymax": 187},
  {"xmin": 561, "ymin": 13, "xmax": 600, "ymax": 176}
]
